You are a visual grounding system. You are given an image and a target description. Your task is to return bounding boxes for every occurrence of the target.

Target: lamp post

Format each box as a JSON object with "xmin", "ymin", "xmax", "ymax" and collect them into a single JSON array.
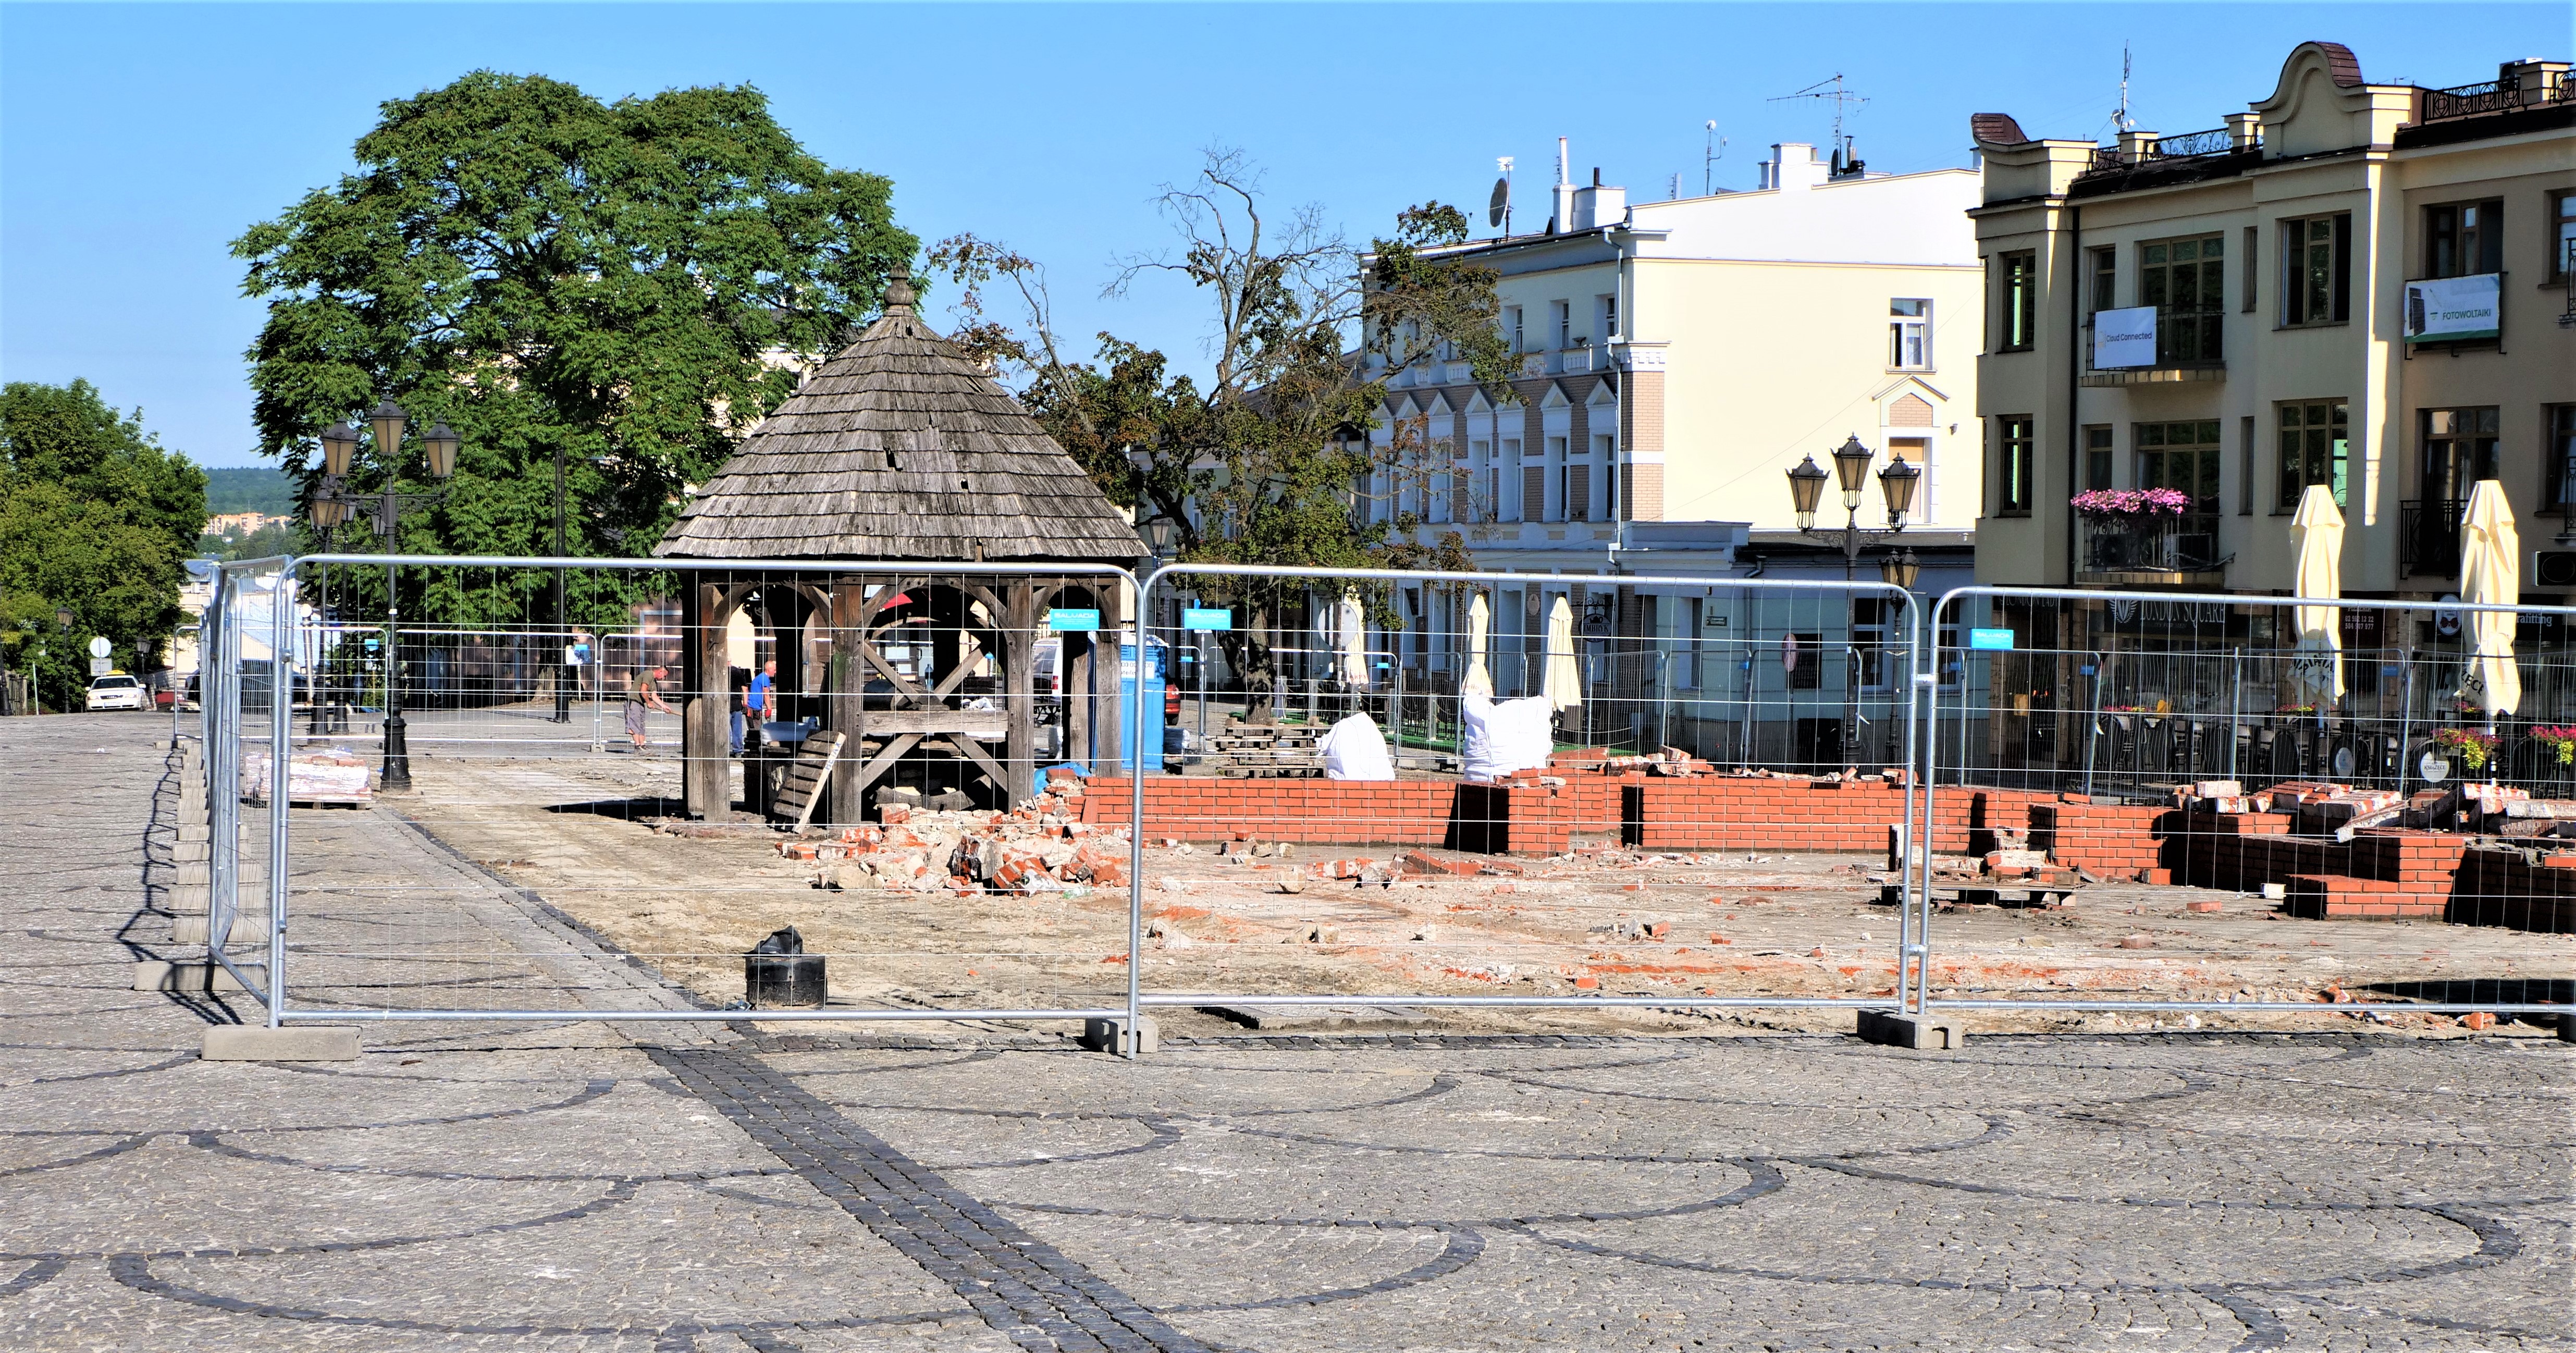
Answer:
[
  {"xmin": 1785, "ymin": 434, "xmax": 1919, "ymax": 580},
  {"xmin": 308, "ymin": 401, "xmax": 459, "ymax": 791}
]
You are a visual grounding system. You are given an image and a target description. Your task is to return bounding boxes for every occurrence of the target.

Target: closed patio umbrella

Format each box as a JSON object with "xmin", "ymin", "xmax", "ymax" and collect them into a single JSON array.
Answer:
[
  {"xmin": 1337, "ymin": 592, "xmax": 1371, "ymax": 691},
  {"xmin": 2456, "ymin": 480, "xmax": 2521, "ymax": 719},
  {"xmin": 2288, "ymin": 484, "xmax": 2345, "ymax": 707},
  {"xmin": 1462, "ymin": 592, "xmax": 1494, "ymax": 698},
  {"xmin": 1540, "ymin": 594, "xmax": 1583, "ymax": 714}
]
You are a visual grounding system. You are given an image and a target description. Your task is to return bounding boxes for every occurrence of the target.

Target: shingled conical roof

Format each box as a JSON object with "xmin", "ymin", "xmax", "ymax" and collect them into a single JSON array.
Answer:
[{"xmin": 656, "ymin": 269, "xmax": 1142, "ymax": 563}]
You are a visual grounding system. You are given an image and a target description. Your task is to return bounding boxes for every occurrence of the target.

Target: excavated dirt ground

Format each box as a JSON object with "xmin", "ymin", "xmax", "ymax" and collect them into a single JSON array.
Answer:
[{"xmin": 377, "ymin": 748, "xmax": 2572, "ymax": 1041}]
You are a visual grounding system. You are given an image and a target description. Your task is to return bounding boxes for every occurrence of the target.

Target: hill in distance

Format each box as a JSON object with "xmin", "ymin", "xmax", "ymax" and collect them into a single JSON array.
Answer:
[{"xmin": 203, "ymin": 466, "xmax": 293, "ymax": 515}]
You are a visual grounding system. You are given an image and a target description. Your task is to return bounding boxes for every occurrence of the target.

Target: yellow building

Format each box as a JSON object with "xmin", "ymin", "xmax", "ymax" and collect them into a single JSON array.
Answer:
[{"xmin": 1969, "ymin": 41, "xmax": 2575, "ymax": 597}]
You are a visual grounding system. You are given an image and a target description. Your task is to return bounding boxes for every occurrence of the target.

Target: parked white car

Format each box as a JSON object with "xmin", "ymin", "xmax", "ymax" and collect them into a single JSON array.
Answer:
[{"xmin": 85, "ymin": 672, "xmax": 146, "ymax": 712}]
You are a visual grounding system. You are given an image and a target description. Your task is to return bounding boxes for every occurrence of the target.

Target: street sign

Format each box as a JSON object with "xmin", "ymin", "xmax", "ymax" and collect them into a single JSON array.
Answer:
[
  {"xmin": 1969, "ymin": 628, "xmax": 2017, "ymax": 651},
  {"xmin": 87, "ymin": 636, "xmax": 110, "ymax": 659},
  {"xmin": 1047, "ymin": 608, "xmax": 1101, "ymax": 632},
  {"xmin": 89, "ymin": 657, "xmax": 113, "ymax": 676},
  {"xmin": 1181, "ymin": 608, "xmax": 1232, "ymax": 631}
]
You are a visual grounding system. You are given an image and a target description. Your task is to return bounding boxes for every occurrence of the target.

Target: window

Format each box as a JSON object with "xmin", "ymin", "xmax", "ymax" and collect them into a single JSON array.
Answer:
[
  {"xmin": 1593, "ymin": 433, "xmax": 1617, "ymax": 521},
  {"xmin": 1546, "ymin": 435, "xmax": 1568, "ymax": 521},
  {"xmin": 2084, "ymin": 426, "xmax": 2113, "ymax": 491},
  {"xmin": 1889, "ymin": 299, "xmax": 1931, "ymax": 369},
  {"xmin": 1551, "ymin": 301, "xmax": 1571, "ymax": 350},
  {"xmin": 2137, "ymin": 420, "xmax": 2222, "ymax": 513},
  {"xmin": 2420, "ymin": 408, "xmax": 2499, "ymax": 505},
  {"xmin": 1996, "ymin": 251, "xmax": 2037, "ymax": 351},
  {"xmin": 1853, "ymin": 598, "xmax": 1892, "ymax": 692},
  {"xmin": 2281, "ymin": 214, "xmax": 2351, "ymax": 326},
  {"xmin": 2552, "ymin": 191, "xmax": 2576, "ymax": 282},
  {"xmin": 2277, "ymin": 400, "xmax": 2350, "ymax": 510},
  {"xmin": 2425, "ymin": 200, "xmax": 2503, "ymax": 278},
  {"xmin": 1566, "ymin": 463, "xmax": 1591, "ymax": 522},
  {"xmin": 1599, "ymin": 294, "xmax": 1619, "ymax": 340},
  {"xmin": 1504, "ymin": 306, "xmax": 1524, "ymax": 353},
  {"xmin": 2239, "ymin": 416, "xmax": 2255, "ymax": 515},
  {"xmin": 2088, "ymin": 247, "xmax": 2116, "ymax": 314},
  {"xmin": 2242, "ymin": 227, "xmax": 2258, "ymax": 312},
  {"xmin": 1789, "ymin": 632, "xmax": 1822, "ymax": 691},
  {"xmin": 1502, "ymin": 436, "xmax": 1524, "ymax": 520},
  {"xmin": 1993, "ymin": 415, "xmax": 2035, "ymax": 516},
  {"xmin": 2548, "ymin": 405, "xmax": 2576, "ymax": 510},
  {"xmin": 2140, "ymin": 233, "xmax": 2225, "ymax": 364}
]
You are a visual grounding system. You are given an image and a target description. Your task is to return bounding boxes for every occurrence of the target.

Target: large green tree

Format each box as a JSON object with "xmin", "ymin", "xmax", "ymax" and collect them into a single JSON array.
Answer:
[
  {"xmin": 930, "ymin": 150, "xmax": 1512, "ymax": 686},
  {"xmin": 235, "ymin": 71, "xmax": 914, "ymax": 626},
  {"xmin": 0, "ymin": 380, "xmax": 207, "ymax": 705}
]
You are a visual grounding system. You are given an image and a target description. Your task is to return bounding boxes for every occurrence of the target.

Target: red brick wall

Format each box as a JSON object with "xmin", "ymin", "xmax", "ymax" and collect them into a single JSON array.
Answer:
[
  {"xmin": 1081, "ymin": 778, "xmax": 1460, "ymax": 845},
  {"xmin": 2028, "ymin": 803, "xmax": 2173, "ymax": 876}
]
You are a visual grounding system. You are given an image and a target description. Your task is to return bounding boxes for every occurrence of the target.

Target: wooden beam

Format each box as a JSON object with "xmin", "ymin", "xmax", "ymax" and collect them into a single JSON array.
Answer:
[{"xmin": 855, "ymin": 709, "xmax": 1007, "ymax": 736}]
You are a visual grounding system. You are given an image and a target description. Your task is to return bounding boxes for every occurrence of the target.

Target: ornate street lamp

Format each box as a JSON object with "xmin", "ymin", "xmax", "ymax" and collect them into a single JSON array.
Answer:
[
  {"xmin": 1785, "ymin": 456, "xmax": 1828, "ymax": 532},
  {"xmin": 1784, "ymin": 435, "xmax": 1917, "ymax": 580},
  {"xmin": 1879, "ymin": 548, "xmax": 1921, "ymax": 591},
  {"xmin": 303, "ymin": 398, "xmax": 462, "ymax": 790}
]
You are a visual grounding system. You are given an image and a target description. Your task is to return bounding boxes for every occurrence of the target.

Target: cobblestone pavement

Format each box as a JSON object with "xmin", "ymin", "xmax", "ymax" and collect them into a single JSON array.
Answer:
[{"xmin": 5, "ymin": 714, "xmax": 2571, "ymax": 1352}]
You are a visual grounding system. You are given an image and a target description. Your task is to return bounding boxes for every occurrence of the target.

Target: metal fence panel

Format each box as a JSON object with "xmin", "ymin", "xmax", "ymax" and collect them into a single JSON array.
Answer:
[
  {"xmin": 1921, "ymin": 585, "xmax": 2572, "ymax": 1027},
  {"xmin": 235, "ymin": 554, "xmax": 1138, "ymax": 1032},
  {"xmin": 1119, "ymin": 562, "xmax": 1931, "ymax": 1031}
]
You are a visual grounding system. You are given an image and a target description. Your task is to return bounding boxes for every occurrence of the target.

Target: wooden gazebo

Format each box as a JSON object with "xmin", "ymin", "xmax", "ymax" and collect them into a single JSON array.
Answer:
[{"xmin": 655, "ymin": 268, "xmax": 1143, "ymax": 823}]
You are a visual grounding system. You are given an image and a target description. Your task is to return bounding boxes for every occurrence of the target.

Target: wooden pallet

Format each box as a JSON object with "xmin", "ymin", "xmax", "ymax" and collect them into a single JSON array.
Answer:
[
  {"xmin": 770, "ymin": 731, "xmax": 847, "ymax": 829},
  {"xmin": 1879, "ymin": 881, "xmax": 2079, "ymax": 909}
]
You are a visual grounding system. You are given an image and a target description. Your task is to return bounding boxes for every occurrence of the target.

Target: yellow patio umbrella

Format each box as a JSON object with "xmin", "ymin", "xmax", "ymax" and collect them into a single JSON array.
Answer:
[
  {"xmin": 1540, "ymin": 594, "xmax": 1583, "ymax": 713},
  {"xmin": 2456, "ymin": 480, "xmax": 2521, "ymax": 718},
  {"xmin": 2288, "ymin": 484, "xmax": 2345, "ymax": 706},
  {"xmin": 1461, "ymin": 592, "xmax": 1494, "ymax": 698}
]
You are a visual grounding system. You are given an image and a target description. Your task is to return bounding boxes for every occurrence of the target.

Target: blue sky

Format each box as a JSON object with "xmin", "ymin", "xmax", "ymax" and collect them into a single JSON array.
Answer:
[{"xmin": 1, "ymin": 2, "xmax": 2560, "ymax": 468}]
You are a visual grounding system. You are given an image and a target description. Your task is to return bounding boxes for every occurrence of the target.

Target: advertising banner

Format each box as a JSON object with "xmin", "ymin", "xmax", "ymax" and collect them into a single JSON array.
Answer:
[
  {"xmin": 2092, "ymin": 306, "xmax": 2158, "ymax": 369},
  {"xmin": 2404, "ymin": 274, "xmax": 2501, "ymax": 342}
]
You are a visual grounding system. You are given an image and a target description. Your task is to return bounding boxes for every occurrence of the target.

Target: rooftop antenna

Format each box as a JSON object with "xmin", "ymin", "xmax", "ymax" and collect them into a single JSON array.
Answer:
[
  {"xmin": 1703, "ymin": 120, "xmax": 1727, "ymax": 195},
  {"xmin": 1768, "ymin": 74, "xmax": 1869, "ymax": 161},
  {"xmin": 1489, "ymin": 156, "xmax": 1514, "ymax": 236},
  {"xmin": 2112, "ymin": 42, "xmax": 2136, "ymax": 136}
]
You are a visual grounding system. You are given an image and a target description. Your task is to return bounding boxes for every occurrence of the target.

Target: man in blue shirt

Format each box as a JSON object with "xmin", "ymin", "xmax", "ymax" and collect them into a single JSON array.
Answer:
[{"xmin": 743, "ymin": 658, "xmax": 775, "ymax": 755}]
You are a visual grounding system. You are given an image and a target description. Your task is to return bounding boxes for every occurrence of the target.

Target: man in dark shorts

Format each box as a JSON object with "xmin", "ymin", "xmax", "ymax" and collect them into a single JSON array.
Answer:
[{"xmin": 626, "ymin": 666, "xmax": 675, "ymax": 751}]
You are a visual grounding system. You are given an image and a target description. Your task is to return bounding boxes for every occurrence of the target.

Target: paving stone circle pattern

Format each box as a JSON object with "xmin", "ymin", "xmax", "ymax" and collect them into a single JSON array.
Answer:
[{"xmin": 4, "ymin": 715, "xmax": 2570, "ymax": 1350}]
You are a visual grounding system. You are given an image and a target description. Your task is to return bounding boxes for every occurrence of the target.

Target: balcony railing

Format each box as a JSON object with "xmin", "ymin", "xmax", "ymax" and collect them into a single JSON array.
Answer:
[
  {"xmin": 2083, "ymin": 128, "xmax": 2257, "ymax": 173},
  {"xmin": 2078, "ymin": 512, "xmax": 2223, "ymax": 578},
  {"xmin": 2421, "ymin": 70, "xmax": 2572, "ymax": 122},
  {"xmin": 2401, "ymin": 498, "xmax": 2466, "ymax": 578}
]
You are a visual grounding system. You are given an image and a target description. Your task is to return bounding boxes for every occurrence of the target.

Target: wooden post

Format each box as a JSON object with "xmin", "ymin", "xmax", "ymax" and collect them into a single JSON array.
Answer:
[
  {"xmin": 827, "ymin": 582, "xmax": 866, "ymax": 828},
  {"xmin": 1099, "ymin": 586, "xmax": 1126, "ymax": 779},
  {"xmin": 1003, "ymin": 581, "xmax": 1036, "ymax": 806},
  {"xmin": 684, "ymin": 579, "xmax": 731, "ymax": 820},
  {"xmin": 1067, "ymin": 627, "xmax": 1093, "ymax": 775}
]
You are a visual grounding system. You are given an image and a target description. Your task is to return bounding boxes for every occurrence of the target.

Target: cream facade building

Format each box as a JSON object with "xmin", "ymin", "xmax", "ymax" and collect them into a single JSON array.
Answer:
[
  {"xmin": 1969, "ymin": 42, "xmax": 2576, "ymax": 597},
  {"xmin": 1330, "ymin": 144, "xmax": 1985, "ymax": 761}
]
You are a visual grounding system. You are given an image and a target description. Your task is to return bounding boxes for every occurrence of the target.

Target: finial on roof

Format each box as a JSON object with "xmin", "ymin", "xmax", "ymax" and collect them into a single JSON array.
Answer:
[{"xmin": 882, "ymin": 265, "xmax": 916, "ymax": 315}]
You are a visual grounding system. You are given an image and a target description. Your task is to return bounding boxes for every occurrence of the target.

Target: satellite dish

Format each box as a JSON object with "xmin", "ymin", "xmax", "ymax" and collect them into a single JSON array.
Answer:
[{"xmin": 1487, "ymin": 177, "xmax": 1510, "ymax": 228}]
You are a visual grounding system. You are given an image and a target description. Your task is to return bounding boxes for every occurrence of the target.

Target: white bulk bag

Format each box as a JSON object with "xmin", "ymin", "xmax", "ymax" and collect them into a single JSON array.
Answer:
[
  {"xmin": 1320, "ymin": 712, "xmax": 1395, "ymax": 781},
  {"xmin": 1459, "ymin": 693, "xmax": 1555, "ymax": 782}
]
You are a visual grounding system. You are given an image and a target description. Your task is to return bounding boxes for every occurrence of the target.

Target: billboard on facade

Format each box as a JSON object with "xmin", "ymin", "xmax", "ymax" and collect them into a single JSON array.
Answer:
[
  {"xmin": 2404, "ymin": 274, "xmax": 2501, "ymax": 342},
  {"xmin": 2092, "ymin": 306, "xmax": 2158, "ymax": 368}
]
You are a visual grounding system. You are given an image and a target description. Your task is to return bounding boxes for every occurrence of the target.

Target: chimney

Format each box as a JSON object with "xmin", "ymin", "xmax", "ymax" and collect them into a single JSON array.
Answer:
[
  {"xmin": 2117, "ymin": 129, "xmax": 2160, "ymax": 163},
  {"xmin": 1570, "ymin": 173, "xmax": 1628, "ymax": 231},
  {"xmin": 1550, "ymin": 137, "xmax": 1574, "ymax": 235},
  {"xmin": 2225, "ymin": 112, "xmax": 2261, "ymax": 150},
  {"xmin": 1762, "ymin": 143, "xmax": 1828, "ymax": 191}
]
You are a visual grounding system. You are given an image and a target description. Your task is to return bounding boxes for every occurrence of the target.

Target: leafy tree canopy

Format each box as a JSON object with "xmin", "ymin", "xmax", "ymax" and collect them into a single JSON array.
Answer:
[
  {"xmin": 236, "ymin": 70, "xmax": 915, "ymax": 629},
  {"xmin": 0, "ymin": 380, "xmax": 207, "ymax": 701},
  {"xmin": 930, "ymin": 150, "xmax": 1511, "ymax": 684}
]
